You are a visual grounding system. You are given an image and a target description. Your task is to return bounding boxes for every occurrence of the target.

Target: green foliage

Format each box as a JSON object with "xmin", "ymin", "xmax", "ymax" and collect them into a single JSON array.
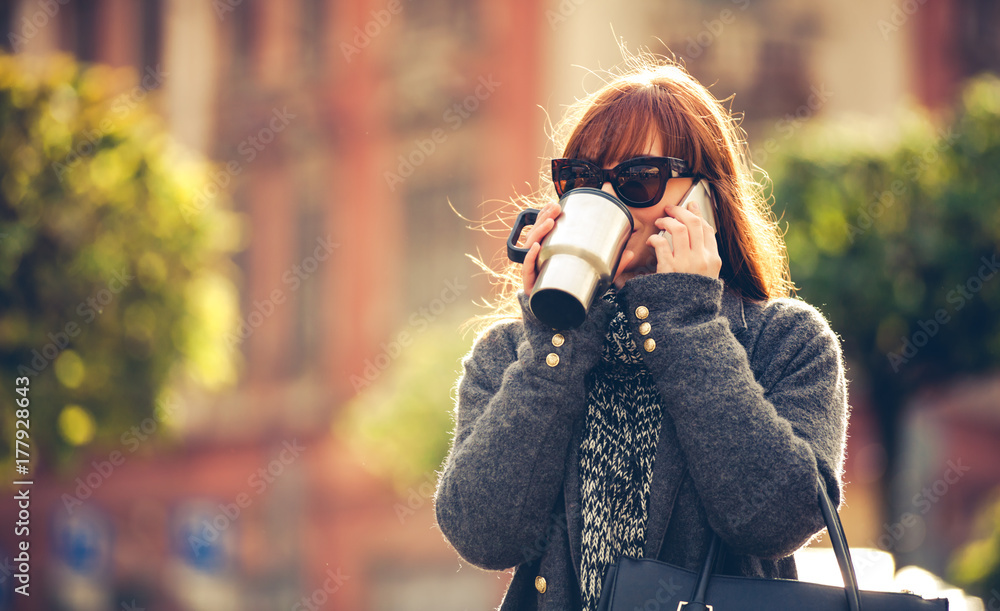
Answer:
[
  {"xmin": 948, "ymin": 486, "xmax": 1000, "ymax": 601},
  {"xmin": 766, "ymin": 73, "xmax": 1000, "ymax": 590},
  {"xmin": 769, "ymin": 74, "xmax": 1000, "ymax": 402},
  {"xmin": 334, "ymin": 315, "xmax": 477, "ymax": 494},
  {"xmin": 0, "ymin": 53, "xmax": 243, "ymax": 470}
]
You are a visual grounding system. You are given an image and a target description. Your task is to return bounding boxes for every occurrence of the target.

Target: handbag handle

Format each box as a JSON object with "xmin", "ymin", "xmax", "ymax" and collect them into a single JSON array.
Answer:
[{"xmin": 679, "ymin": 473, "xmax": 861, "ymax": 611}]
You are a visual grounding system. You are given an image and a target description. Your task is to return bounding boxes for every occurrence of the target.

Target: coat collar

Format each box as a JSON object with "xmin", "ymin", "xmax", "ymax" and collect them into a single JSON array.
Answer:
[{"xmin": 563, "ymin": 281, "xmax": 748, "ymax": 585}]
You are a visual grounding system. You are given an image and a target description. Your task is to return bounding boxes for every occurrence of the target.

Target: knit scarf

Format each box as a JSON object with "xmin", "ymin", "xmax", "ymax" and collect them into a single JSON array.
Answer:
[{"xmin": 579, "ymin": 288, "xmax": 664, "ymax": 611}]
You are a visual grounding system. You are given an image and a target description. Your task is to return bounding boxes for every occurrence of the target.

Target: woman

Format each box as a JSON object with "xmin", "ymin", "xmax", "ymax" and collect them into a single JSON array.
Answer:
[{"xmin": 433, "ymin": 56, "xmax": 849, "ymax": 611}]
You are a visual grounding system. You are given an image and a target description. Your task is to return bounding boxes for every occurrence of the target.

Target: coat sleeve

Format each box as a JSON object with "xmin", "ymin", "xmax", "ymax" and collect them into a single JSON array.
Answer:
[
  {"xmin": 433, "ymin": 293, "xmax": 616, "ymax": 570},
  {"xmin": 617, "ymin": 272, "xmax": 849, "ymax": 559}
]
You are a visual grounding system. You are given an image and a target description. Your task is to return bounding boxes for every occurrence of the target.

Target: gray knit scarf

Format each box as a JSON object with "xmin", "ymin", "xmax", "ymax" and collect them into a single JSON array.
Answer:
[{"xmin": 579, "ymin": 288, "xmax": 665, "ymax": 610}]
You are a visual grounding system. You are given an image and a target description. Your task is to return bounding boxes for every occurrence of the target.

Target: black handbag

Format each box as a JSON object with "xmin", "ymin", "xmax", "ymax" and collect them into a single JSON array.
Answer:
[{"xmin": 596, "ymin": 474, "xmax": 949, "ymax": 610}]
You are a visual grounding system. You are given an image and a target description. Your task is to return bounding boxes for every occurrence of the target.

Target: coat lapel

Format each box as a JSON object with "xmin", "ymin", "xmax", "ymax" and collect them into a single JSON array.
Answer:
[{"xmin": 563, "ymin": 285, "xmax": 748, "ymax": 582}]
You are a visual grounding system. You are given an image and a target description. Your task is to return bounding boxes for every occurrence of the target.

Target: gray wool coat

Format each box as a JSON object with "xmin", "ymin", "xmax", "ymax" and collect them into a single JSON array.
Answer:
[{"xmin": 434, "ymin": 272, "xmax": 849, "ymax": 611}]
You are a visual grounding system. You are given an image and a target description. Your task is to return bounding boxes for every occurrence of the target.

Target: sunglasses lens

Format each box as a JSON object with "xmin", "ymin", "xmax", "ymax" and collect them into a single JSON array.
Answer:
[
  {"xmin": 615, "ymin": 164, "xmax": 662, "ymax": 206},
  {"xmin": 554, "ymin": 162, "xmax": 599, "ymax": 195}
]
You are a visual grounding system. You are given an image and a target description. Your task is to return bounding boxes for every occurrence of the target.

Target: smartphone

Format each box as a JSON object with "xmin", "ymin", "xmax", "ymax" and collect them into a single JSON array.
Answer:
[{"xmin": 659, "ymin": 179, "xmax": 718, "ymax": 252}]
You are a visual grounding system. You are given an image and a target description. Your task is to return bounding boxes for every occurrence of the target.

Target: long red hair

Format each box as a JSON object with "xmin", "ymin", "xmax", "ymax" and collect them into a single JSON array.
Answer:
[{"xmin": 470, "ymin": 54, "xmax": 792, "ymax": 330}]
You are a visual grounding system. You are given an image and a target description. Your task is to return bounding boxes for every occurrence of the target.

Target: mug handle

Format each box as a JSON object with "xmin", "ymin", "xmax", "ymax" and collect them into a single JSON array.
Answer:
[{"xmin": 506, "ymin": 208, "xmax": 540, "ymax": 263}]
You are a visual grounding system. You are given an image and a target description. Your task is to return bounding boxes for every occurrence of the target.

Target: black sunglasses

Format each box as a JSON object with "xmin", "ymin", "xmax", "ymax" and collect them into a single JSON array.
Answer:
[{"xmin": 551, "ymin": 156, "xmax": 694, "ymax": 208}]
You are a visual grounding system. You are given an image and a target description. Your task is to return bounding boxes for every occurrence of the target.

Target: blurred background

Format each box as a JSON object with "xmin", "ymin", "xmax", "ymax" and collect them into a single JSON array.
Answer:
[{"xmin": 0, "ymin": 0, "xmax": 999, "ymax": 609}]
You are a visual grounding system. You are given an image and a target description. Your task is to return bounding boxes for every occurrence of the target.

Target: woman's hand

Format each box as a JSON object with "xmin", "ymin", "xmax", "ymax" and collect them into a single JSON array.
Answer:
[
  {"xmin": 647, "ymin": 200, "xmax": 723, "ymax": 278},
  {"xmin": 523, "ymin": 201, "xmax": 637, "ymax": 292},
  {"xmin": 521, "ymin": 202, "xmax": 561, "ymax": 293}
]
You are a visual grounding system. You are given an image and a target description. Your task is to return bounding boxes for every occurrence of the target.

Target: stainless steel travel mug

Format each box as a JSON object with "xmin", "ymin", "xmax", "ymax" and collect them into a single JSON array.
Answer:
[{"xmin": 507, "ymin": 188, "xmax": 634, "ymax": 329}]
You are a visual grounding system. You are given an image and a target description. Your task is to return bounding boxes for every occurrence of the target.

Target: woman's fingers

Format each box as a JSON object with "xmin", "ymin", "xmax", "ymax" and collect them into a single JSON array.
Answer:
[
  {"xmin": 663, "ymin": 204, "xmax": 704, "ymax": 252},
  {"xmin": 525, "ymin": 206, "xmax": 557, "ymax": 246},
  {"xmin": 522, "ymin": 242, "xmax": 541, "ymax": 291},
  {"xmin": 652, "ymin": 204, "xmax": 720, "ymax": 278},
  {"xmin": 685, "ymin": 201, "xmax": 722, "ymax": 276},
  {"xmin": 646, "ymin": 231, "xmax": 674, "ymax": 270},
  {"xmin": 648, "ymin": 219, "xmax": 683, "ymax": 272},
  {"xmin": 680, "ymin": 201, "xmax": 706, "ymax": 254},
  {"xmin": 521, "ymin": 203, "xmax": 560, "ymax": 292},
  {"xmin": 653, "ymin": 216, "xmax": 688, "ymax": 253}
]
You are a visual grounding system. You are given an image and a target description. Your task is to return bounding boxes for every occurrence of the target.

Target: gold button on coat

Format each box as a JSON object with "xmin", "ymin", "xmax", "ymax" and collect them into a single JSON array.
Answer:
[
  {"xmin": 535, "ymin": 576, "xmax": 547, "ymax": 593},
  {"xmin": 545, "ymin": 353, "xmax": 559, "ymax": 367},
  {"xmin": 635, "ymin": 305, "xmax": 649, "ymax": 319},
  {"xmin": 638, "ymin": 322, "xmax": 651, "ymax": 335},
  {"xmin": 551, "ymin": 333, "xmax": 565, "ymax": 347},
  {"xmin": 644, "ymin": 338, "xmax": 656, "ymax": 352}
]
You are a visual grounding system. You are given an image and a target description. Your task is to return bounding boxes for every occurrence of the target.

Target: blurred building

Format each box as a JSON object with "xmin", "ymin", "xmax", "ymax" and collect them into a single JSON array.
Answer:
[{"xmin": 1, "ymin": 0, "xmax": 999, "ymax": 609}]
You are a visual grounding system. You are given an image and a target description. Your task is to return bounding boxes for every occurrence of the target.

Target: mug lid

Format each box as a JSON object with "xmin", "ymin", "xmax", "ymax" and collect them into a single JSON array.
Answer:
[{"xmin": 556, "ymin": 187, "xmax": 634, "ymax": 232}]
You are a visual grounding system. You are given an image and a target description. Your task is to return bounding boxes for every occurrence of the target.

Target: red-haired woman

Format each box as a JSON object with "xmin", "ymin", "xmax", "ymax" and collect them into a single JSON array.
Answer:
[{"xmin": 434, "ymin": 57, "xmax": 849, "ymax": 611}]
